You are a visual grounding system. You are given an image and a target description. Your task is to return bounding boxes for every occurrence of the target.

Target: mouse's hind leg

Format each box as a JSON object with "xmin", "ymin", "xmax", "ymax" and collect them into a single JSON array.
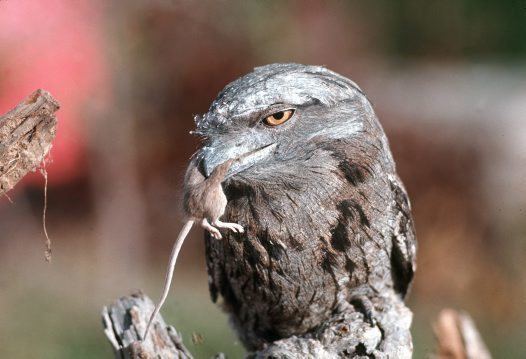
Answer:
[
  {"xmin": 212, "ymin": 219, "xmax": 244, "ymax": 233},
  {"xmin": 201, "ymin": 218, "xmax": 222, "ymax": 239}
]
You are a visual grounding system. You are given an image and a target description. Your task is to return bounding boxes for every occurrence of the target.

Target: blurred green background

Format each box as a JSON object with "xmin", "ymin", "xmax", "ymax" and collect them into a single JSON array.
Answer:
[{"xmin": 0, "ymin": 0, "xmax": 525, "ymax": 358}]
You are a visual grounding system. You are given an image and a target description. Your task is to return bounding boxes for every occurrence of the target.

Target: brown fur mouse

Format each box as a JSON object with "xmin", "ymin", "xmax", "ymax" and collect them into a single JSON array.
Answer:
[
  {"xmin": 183, "ymin": 157, "xmax": 244, "ymax": 238},
  {"xmin": 143, "ymin": 157, "xmax": 243, "ymax": 339}
]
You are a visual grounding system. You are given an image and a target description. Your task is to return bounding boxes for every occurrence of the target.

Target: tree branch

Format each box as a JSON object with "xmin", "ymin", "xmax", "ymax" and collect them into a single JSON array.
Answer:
[
  {"xmin": 102, "ymin": 292, "xmax": 494, "ymax": 358},
  {"xmin": 0, "ymin": 89, "xmax": 59, "ymax": 195},
  {"xmin": 102, "ymin": 292, "xmax": 193, "ymax": 359},
  {"xmin": 102, "ymin": 290, "xmax": 414, "ymax": 358}
]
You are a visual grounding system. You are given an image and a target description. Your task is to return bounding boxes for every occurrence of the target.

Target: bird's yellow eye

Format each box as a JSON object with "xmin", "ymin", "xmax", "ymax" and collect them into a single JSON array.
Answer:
[{"xmin": 263, "ymin": 109, "xmax": 295, "ymax": 126}]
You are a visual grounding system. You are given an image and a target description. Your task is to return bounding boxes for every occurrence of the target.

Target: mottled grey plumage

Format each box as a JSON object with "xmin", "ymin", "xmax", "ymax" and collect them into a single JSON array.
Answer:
[{"xmin": 191, "ymin": 63, "xmax": 416, "ymax": 357}]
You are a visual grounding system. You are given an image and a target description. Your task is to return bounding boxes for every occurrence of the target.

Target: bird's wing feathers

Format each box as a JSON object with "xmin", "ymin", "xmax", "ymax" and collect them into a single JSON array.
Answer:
[
  {"xmin": 388, "ymin": 175, "xmax": 417, "ymax": 297},
  {"xmin": 327, "ymin": 135, "xmax": 416, "ymax": 298}
]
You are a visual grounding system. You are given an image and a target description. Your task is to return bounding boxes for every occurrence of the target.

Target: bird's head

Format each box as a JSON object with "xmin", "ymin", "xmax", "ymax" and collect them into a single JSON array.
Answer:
[{"xmin": 193, "ymin": 63, "xmax": 386, "ymax": 188}]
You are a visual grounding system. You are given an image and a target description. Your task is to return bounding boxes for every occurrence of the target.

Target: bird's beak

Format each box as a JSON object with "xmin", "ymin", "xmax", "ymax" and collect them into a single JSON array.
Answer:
[{"xmin": 200, "ymin": 142, "xmax": 276, "ymax": 178}]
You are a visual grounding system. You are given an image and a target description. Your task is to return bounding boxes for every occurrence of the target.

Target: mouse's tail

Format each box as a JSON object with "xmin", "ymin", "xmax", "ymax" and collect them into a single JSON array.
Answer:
[{"xmin": 143, "ymin": 219, "xmax": 195, "ymax": 340}]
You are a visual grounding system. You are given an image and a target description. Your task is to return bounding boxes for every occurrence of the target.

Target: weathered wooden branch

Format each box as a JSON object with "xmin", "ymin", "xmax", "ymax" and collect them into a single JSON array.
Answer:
[
  {"xmin": 0, "ymin": 89, "xmax": 59, "ymax": 195},
  {"xmin": 102, "ymin": 292, "xmax": 193, "ymax": 359},
  {"xmin": 102, "ymin": 292, "xmax": 493, "ymax": 358},
  {"xmin": 102, "ymin": 290, "xmax": 413, "ymax": 358},
  {"xmin": 433, "ymin": 309, "xmax": 491, "ymax": 359}
]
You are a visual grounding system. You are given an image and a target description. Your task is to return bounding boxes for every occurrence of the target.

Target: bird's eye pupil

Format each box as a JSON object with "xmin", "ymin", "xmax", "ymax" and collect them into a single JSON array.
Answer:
[{"xmin": 273, "ymin": 112, "xmax": 284, "ymax": 120}]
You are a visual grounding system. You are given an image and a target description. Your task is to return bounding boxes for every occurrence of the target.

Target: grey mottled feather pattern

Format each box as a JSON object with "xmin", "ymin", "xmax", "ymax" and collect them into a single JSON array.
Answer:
[{"xmin": 193, "ymin": 63, "xmax": 416, "ymax": 356}]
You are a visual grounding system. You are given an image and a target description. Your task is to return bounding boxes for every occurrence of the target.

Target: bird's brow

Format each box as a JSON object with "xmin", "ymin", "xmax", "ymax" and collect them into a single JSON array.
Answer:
[{"xmin": 229, "ymin": 103, "xmax": 291, "ymax": 121}]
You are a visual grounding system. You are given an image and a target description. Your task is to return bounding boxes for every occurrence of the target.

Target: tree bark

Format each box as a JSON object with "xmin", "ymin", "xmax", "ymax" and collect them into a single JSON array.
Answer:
[
  {"xmin": 102, "ymin": 292, "xmax": 493, "ymax": 358},
  {"xmin": 102, "ymin": 290, "xmax": 414, "ymax": 358},
  {"xmin": 0, "ymin": 89, "xmax": 59, "ymax": 195},
  {"xmin": 102, "ymin": 292, "xmax": 193, "ymax": 359}
]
